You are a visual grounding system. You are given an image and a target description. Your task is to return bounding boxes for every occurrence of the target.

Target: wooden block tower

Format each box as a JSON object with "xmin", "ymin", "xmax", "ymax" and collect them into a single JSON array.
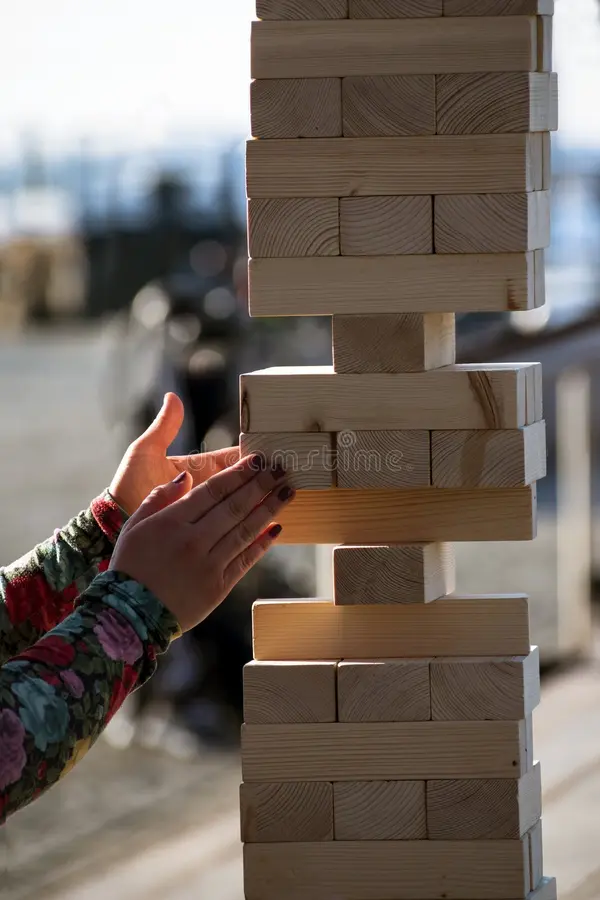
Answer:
[{"xmin": 241, "ymin": 2, "xmax": 558, "ymax": 898}]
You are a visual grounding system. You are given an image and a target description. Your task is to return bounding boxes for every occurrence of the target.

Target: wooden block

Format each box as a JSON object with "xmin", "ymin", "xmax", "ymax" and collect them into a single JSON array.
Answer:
[
  {"xmin": 340, "ymin": 197, "xmax": 433, "ymax": 255},
  {"xmin": 435, "ymin": 191, "xmax": 551, "ymax": 253},
  {"xmin": 443, "ymin": 0, "xmax": 553, "ymax": 13},
  {"xmin": 427, "ymin": 762, "xmax": 542, "ymax": 839},
  {"xmin": 431, "ymin": 421, "xmax": 547, "ymax": 488},
  {"xmin": 274, "ymin": 486, "xmax": 537, "ymax": 543},
  {"xmin": 242, "ymin": 721, "xmax": 529, "ymax": 782},
  {"xmin": 257, "ymin": 0, "xmax": 348, "ymax": 18},
  {"xmin": 542, "ymin": 132, "xmax": 552, "ymax": 189},
  {"xmin": 252, "ymin": 597, "xmax": 531, "ymax": 660},
  {"xmin": 240, "ymin": 782, "xmax": 333, "ymax": 842},
  {"xmin": 251, "ymin": 18, "xmax": 537, "ymax": 79},
  {"xmin": 249, "ymin": 253, "xmax": 540, "ymax": 315},
  {"xmin": 334, "ymin": 543, "xmax": 455, "ymax": 605},
  {"xmin": 241, "ymin": 364, "xmax": 538, "ymax": 432},
  {"xmin": 334, "ymin": 780, "xmax": 426, "ymax": 839},
  {"xmin": 537, "ymin": 16, "xmax": 552, "ymax": 72},
  {"xmin": 528, "ymin": 819, "xmax": 544, "ymax": 890},
  {"xmin": 342, "ymin": 76, "xmax": 435, "ymax": 137},
  {"xmin": 337, "ymin": 660, "xmax": 431, "ymax": 721},
  {"xmin": 333, "ymin": 313, "xmax": 455, "ymax": 374},
  {"xmin": 240, "ymin": 433, "xmax": 334, "ymax": 490},
  {"xmin": 430, "ymin": 647, "xmax": 541, "ymax": 721},
  {"xmin": 436, "ymin": 72, "xmax": 558, "ymax": 134},
  {"xmin": 533, "ymin": 248, "xmax": 546, "ymax": 309},
  {"xmin": 251, "ymin": 78, "xmax": 342, "ymax": 139},
  {"xmin": 248, "ymin": 198, "xmax": 339, "ymax": 259},
  {"xmin": 246, "ymin": 134, "xmax": 543, "ymax": 197},
  {"xmin": 336, "ymin": 431, "xmax": 430, "ymax": 488},
  {"xmin": 530, "ymin": 877, "xmax": 558, "ymax": 899},
  {"xmin": 243, "ymin": 661, "xmax": 337, "ymax": 724},
  {"xmin": 350, "ymin": 0, "xmax": 442, "ymax": 15}
]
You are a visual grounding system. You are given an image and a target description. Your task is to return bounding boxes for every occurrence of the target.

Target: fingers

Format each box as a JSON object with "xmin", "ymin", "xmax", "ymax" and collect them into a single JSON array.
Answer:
[
  {"xmin": 136, "ymin": 393, "xmax": 184, "ymax": 452},
  {"xmin": 210, "ymin": 484, "xmax": 295, "ymax": 563},
  {"xmin": 223, "ymin": 523, "xmax": 284, "ymax": 587},
  {"xmin": 124, "ymin": 471, "xmax": 192, "ymax": 529},
  {"xmin": 173, "ymin": 454, "xmax": 283, "ymax": 524},
  {"xmin": 169, "ymin": 447, "xmax": 240, "ymax": 486}
]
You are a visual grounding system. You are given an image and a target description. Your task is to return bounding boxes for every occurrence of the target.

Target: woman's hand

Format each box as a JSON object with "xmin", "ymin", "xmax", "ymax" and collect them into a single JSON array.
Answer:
[
  {"xmin": 110, "ymin": 393, "xmax": 238, "ymax": 516},
  {"xmin": 109, "ymin": 455, "xmax": 295, "ymax": 632}
]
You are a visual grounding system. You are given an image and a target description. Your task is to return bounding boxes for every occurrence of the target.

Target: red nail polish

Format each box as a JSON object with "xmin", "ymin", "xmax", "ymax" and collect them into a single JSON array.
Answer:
[{"xmin": 173, "ymin": 471, "xmax": 187, "ymax": 484}]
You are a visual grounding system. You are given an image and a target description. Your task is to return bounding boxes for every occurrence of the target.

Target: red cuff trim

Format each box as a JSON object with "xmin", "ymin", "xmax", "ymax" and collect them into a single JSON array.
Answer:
[{"xmin": 90, "ymin": 493, "xmax": 126, "ymax": 544}]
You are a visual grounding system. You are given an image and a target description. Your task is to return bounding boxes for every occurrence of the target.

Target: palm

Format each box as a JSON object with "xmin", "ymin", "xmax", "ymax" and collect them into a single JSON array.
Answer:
[{"xmin": 110, "ymin": 394, "xmax": 239, "ymax": 515}]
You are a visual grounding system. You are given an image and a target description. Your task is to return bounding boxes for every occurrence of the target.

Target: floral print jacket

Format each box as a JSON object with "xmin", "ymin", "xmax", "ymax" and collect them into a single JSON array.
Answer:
[{"xmin": 0, "ymin": 492, "xmax": 181, "ymax": 824}]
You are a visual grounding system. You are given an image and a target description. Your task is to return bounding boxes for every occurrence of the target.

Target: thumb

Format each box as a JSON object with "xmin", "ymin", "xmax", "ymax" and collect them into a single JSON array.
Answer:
[
  {"xmin": 126, "ymin": 471, "xmax": 192, "ymax": 529},
  {"xmin": 137, "ymin": 393, "xmax": 184, "ymax": 452}
]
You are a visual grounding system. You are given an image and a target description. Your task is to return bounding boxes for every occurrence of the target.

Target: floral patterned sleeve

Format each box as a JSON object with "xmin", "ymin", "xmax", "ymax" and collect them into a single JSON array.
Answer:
[{"xmin": 0, "ymin": 571, "xmax": 181, "ymax": 823}]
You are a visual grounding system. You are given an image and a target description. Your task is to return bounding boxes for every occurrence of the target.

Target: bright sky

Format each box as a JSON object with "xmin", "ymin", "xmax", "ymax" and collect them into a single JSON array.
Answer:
[{"xmin": 0, "ymin": 0, "xmax": 598, "ymax": 156}]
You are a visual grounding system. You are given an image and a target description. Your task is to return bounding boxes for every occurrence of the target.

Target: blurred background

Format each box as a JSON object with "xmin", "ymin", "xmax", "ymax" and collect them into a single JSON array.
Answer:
[{"xmin": 1, "ymin": 0, "xmax": 600, "ymax": 897}]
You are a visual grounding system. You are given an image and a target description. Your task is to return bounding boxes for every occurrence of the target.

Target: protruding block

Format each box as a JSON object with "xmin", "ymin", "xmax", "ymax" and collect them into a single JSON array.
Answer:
[
  {"xmin": 334, "ymin": 781, "xmax": 426, "ymax": 840},
  {"xmin": 248, "ymin": 253, "xmax": 540, "ymax": 316},
  {"xmin": 251, "ymin": 18, "xmax": 537, "ymax": 79},
  {"xmin": 257, "ymin": 0, "xmax": 348, "ymax": 18},
  {"xmin": 336, "ymin": 431, "xmax": 430, "ymax": 488},
  {"xmin": 246, "ymin": 134, "xmax": 543, "ymax": 197},
  {"xmin": 243, "ymin": 661, "xmax": 337, "ymax": 724},
  {"xmin": 427, "ymin": 762, "xmax": 542, "ymax": 839},
  {"xmin": 529, "ymin": 819, "xmax": 544, "ymax": 890},
  {"xmin": 241, "ymin": 364, "xmax": 538, "ymax": 432},
  {"xmin": 240, "ymin": 433, "xmax": 335, "ymax": 490},
  {"xmin": 251, "ymin": 79, "xmax": 342, "ymax": 139},
  {"xmin": 338, "ymin": 660, "xmax": 431, "ymax": 721},
  {"xmin": 435, "ymin": 192, "xmax": 551, "ymax": 253},
  {"xmin": 333, "ymin": 313, "xmax": 454, "ymax": 373},
  {"xmin": 436, "ymin": 72, "xmax": 558, "ymax": 134},
  {"xmin": 333, "ymin": 543, "xmax": 455, "ymax": 605},
  {"xmin": 342, "ymin": 76, "xmax": 435, "ymax": 137},
  {"xmin": 430, "ymin": 647, "xmax": 541, "ymax": 721},
  {"xmin": 241, "ymin": 782, "xmax": 333, "ymax": 842},
  {"xmin": 253, "ymin": 597, "xmax": 531, "ymax": 660},
  {"xmin": 350, "ymin": 0, "xmax": 442, "ymax": 15},
  {"xmin": 443, "ymin": 0, "xmax": 553, "ymax": 13},
  {"xmin": 431, "ymin": 421, "xmax": 547, "ymax": 488},
  {"xmin": 242, "ymin": 721, "xmax": 530, "ymax": 782},
  {"xmin": 530, "ymin": 877, "xmax": 558, "ymax": 899},
  {"xmin": 340, "ymin": 197, "xmax": 433, "ymax": 255}
]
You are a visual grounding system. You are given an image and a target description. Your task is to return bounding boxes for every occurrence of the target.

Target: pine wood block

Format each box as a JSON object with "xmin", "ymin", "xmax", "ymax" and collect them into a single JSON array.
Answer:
[
  {"xmin": 251, "ymin": 18, "xmax": 537, "ymax": 80},
  {"xmin": 243, "ymin": 661, "xmax": 337, "ymax": 724},
  {"xmin": 241, "ymin": 364, "xmax": 537, "ymax": 432},
  {"xmin": 333, "ymin": 313, "xmax": 455, "ymax": 374},
  {"xmin": 242, "ymin": 721, "xmax": 529, "ymax": 782},
  {"xmin": 443, "ymin": 0, "xmax": 553, "ymax": 13},
  {"xmin": 537, "ymin": 16, "xmax": 552, "ymax": 72},
  {"xmin": 334, "ymin": 780, "xmax": 426, "ymax": 840},
  {"xmin": 240, "ymin": 432, "xmax": 334, "ymax": 490},
  {"xmin": 542, "ymin": 132, "xmax": 552, "ymax": 190},
  {"xmin": 274, "ymin": 486, "xmax": 537, "ymax": 543},
  {"xmin": 257, "ymin": 0, "xmax": 348, "ymax": 18},
  {"xmin": 252, "ymin": 597, "xmax": 531, "ymax": 660},
  {"xmin": 244, "ymin": 840, "xmax": 532, "ymax": 900},
  {"xmin": 427, "ymin": 762, "xmax": 542, "ymax": 840},
  {"xmin": 248, "ymin": 198, "xmax": 339, "ymax": 258},
  {"xmin": 249, "ymin": 253, "xmax": 541, "ymax": 317},
  {"xmin": 430, "ymin": 647, "xmax": 541, "ymax": 721},
  {"xmin": 435, "ymin": 191, "xmax": 551, "ymax": 254},
  {"xmin": 333, "ymin": 543, "xmax": 455, "ymax": 605},
  {"xmin": 338, "ymin": 660, "xmax": 431, "ymax": 722},
  {"xmin": 342, "ymin": 76, "xmax": 435, "ymax": 138},
  {"xmin": 431, "ymin": 421, "xmax": 547, "ymax": 488},
  {"xmin": 350, "ymin": 0, "xmax": 442, "ymax": 15},
  {"xmin": 528, "ymin": 819, "xmax": 544, "ymax": 890},
  {"xmin": 251, "ymin": 79, "xmax": 342, "ymax": 139},
  {"xmin": 246, "ymin": 134, "xmax": 543, "ymax": 197},
  {"xmin": 240, "ymin": 782, "xmax": 334, "ymax": 842},
  {"xmin": 340, "ymin": 197, "xmax": 433, "ymax": 256},
  {"xmin": 336, "ymin": 431, "xmax": 430, "ymax": 489},
  {"xmin": 530, "ymin": 877, "xmax": 557, "ymax": 899}
]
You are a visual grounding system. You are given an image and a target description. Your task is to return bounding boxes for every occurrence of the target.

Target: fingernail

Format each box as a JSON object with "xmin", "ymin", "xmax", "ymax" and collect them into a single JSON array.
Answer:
[
  {"xmin": 173, "ymin": 471, "xmax": 187, "ymax": 484},
  {"xmin": 268, "ymin": 524, "xmax": 283, "ymax": 539},
  {"xmin": 250, "ymin": 454, "xmax": 265, "ymax": 471},
  {"xmin": 272, "ymin": 464, "xmax": 286, "ymax": 480},
  {"xmin": 278, "ymin": 486, "xmax": 295, "ymax": 502}
]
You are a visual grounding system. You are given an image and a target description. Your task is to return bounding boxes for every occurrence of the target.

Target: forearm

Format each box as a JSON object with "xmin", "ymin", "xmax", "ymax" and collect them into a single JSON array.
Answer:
[
  {"xmin": 0, "ymin": 491, "xmax": 127, "ymax": 662},
  {"xmin": 0, "ymin": 570, "xmax": 180, "ymax": 823}
]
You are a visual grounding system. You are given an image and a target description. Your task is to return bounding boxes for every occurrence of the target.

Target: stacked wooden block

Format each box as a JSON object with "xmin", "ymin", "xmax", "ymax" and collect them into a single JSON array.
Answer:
[{"xmin": 241, "ymin": 1, "xmax": 557, "ymax": 898}]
